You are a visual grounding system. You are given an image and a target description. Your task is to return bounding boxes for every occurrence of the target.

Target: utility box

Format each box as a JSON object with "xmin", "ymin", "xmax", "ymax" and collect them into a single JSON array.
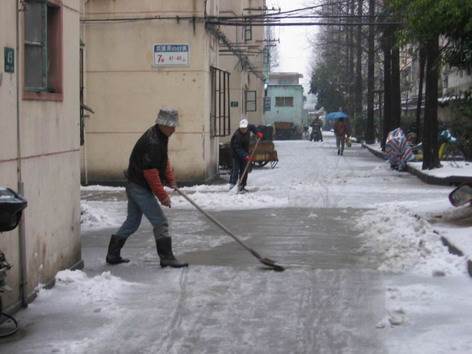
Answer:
[{"xmin": 0, "ymin": 187, "xmax": 27, "ymax": 232}]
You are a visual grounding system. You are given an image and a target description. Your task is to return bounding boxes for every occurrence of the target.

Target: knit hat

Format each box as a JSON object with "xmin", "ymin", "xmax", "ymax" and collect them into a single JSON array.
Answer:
[{"xmin": 156, "ymin": 108, "xmax": 179, "ymax": 127}]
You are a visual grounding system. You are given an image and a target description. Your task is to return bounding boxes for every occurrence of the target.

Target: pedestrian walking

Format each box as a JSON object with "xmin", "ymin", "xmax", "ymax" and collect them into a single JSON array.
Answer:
[
  {"xmin": 106, "ymin": 108, "xmax": 188, "ymax": 268},
  {"xmin": 310, "ymin": 117, "xmax": 323, "ymax": 142},
  {"xmin": 334, "ymin": 118, "xmax": 350, "ymax": 156},
  {"xmin": 229, "ymin": 117, "xmax": 264, "ymax": 193}
]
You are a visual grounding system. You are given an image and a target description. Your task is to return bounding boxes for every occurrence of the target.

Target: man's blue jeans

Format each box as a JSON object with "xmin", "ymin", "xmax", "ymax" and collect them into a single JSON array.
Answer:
[{"xmin": 115, "ymin": 182, "xmax": 168, "ymax": 239}]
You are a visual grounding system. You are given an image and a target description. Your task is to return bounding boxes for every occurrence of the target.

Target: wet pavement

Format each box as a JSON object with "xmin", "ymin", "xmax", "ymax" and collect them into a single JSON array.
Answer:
[
  {"xmin": 0, "ymin": 207, "xmax": 387, "ymax": 354},
  {"xmin": 79, "ymin": 207, "xmax": 385, "ymax": 353}
]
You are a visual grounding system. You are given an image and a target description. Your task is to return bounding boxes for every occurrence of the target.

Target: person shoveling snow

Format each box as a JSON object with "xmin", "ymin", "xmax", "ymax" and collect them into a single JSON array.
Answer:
[
  {"xmin": 229, "ymin": 116, "xmax": 264, "ymax": 193},
  {"xmin": 106, "ymin": 108, "xmax": 188, "ymax": 268}
]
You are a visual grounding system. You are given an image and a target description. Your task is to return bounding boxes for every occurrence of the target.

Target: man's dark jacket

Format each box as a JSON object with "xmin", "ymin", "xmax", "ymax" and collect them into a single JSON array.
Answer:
[
  {"xmin": 127, "ymin": 125, "xmax": 169, "ymax": 189},
  {"xmin": 230, "ymin": 124, "xmax": 259, "ymax": 160}
]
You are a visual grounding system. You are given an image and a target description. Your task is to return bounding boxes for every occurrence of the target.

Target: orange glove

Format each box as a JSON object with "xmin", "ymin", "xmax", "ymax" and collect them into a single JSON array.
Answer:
[{"xmin": 143, "ymin": 169, "xmax": 171, "ymax": 207}]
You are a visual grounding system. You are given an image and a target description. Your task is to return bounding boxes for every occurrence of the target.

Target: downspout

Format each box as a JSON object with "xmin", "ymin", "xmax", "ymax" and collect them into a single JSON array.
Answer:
[{"xmin": 16, "ymin": 0, "xmax": 28, "ymax": 308}]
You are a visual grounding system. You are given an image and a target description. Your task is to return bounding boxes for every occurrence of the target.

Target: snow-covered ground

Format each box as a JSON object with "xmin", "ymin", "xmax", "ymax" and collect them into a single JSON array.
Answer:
[
  {"xmin": 409, "ymin": 160, "xmax": 472, "ymax": 178},
  {"xmin": 7, "ymin": 138, "xmax": 472, "ymax": 353}
]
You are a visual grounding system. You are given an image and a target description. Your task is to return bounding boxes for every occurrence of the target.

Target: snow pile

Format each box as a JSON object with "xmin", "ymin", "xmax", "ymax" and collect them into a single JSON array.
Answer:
[
  {"xmin": 356, "ymin": 205, "xmax": 465, "ymax": 275},
  {"xmin": 37, "ymin": 270, "xmax": 135, "ymax": 305},
  {"xmin": 81, "ymin": 185, "xmax": 125, "ymax": 192},
  {"xmin": 171, "ymin": 188, "xmax": 288, "ymax": 210},
  {"xmin": 80, "ymin": 200, "xmax": 126, "ymax": 231}
]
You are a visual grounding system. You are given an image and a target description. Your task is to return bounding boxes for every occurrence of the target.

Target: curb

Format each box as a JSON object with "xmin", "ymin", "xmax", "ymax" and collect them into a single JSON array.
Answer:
[
  {"xmin": 362, "ymin": 143, "xmax": 387, "ymax": 160},
  {"xmin": 406, "ymin": 165, "xmax": 472, "ymax": 186},
  {"xmin": 362, "ymin": 143, "xmax": 472, "ymax": 186}
]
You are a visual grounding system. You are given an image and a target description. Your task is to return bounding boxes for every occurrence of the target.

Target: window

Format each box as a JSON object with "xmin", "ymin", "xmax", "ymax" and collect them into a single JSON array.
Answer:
[
  {"xmin": 245, "ymin": 90, "xmax": 257, "ymax": 112},
  {"xmin": 24, "ymin": 0, "xmax": 62, "ymax": 100},
  {"xmin": 275, "ymin": 97, "xmax": 294, "ymax": 107},
  {"xmin": 244, "ymin": 22, "xmax": 252, "ymax": 41},
  {"xmin": 210, "ymin": 66, "xmax": 231, "ymax": 137}
]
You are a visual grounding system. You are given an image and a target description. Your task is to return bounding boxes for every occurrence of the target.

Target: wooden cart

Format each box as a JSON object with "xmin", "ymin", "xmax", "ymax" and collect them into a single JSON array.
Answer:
[{"xmin": 249, "ymin": 140, "xmax": 278, "ymax": 168}]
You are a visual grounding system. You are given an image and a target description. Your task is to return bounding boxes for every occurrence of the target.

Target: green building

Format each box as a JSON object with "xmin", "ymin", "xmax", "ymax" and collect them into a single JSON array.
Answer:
[{"xmin": 264, "ymin": 72, "xmax": 305, "ymax": 129}]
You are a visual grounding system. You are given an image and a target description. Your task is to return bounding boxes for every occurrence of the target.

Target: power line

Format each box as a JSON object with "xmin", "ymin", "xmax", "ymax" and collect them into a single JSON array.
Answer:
[{"xmin": 207, "ymin": 21, "xmax": 401, "ymax": 27}]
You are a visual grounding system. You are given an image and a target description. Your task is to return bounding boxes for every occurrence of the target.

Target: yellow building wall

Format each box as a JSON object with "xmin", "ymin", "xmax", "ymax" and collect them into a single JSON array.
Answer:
[
  {"xmin": 219, "ymin": 0, "xmax": 266, "ymax": 144},
  {"xmin": 0, "ymin": 0, "xmax": 82, "ymax": 309},
  {"xmin": 83, "ymin": 0, "xmax": 220, "ymax": 184}
]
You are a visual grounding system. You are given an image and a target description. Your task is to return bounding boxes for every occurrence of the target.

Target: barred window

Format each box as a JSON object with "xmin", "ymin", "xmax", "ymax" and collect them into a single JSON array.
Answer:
[
  {"xmin": 24, "ymin": 0, "xmax": 62, "ymax": 95},
  {"xmin": 210, "ymin": 66, "xmax": 231, "ymax": 137},
  {"xmin": 275, "ymin": 97, "xmax": 294, "ymax": 107},
  {"xmin": 245, "ymin": 90, "xmax": 257, "ymax": 112}
]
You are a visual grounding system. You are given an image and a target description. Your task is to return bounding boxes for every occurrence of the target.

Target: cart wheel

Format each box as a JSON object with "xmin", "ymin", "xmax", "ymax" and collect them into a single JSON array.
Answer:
[
  {"xmin": 270, "ymin": 160, "xmax": 278, "ymax": 169},
  {"xmin": 255, "ymin": 161, "xmax": 269, "ymax": 167}
]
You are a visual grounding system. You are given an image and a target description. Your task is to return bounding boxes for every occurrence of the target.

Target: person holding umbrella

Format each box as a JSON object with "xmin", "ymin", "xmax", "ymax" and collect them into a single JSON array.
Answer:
[{"xmin": 334, "ymin": 117, "xmax": 350, "ymax": 156}]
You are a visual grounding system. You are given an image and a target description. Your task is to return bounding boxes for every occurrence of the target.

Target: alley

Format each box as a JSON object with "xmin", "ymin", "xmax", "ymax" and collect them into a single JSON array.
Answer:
[{"xmin": 1, "ymin": 135, "xmax": 471, "ymax": 353}]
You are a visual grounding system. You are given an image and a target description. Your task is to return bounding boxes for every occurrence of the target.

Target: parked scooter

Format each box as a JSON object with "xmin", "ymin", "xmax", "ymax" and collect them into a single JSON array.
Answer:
[{"xmin": 449, "ymin": 184, "xmax": 472, "ymax": 207}]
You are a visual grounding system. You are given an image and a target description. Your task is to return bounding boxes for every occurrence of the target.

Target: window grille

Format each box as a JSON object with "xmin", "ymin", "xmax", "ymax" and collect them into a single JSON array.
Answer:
[
  {"xmin": 24, "ymin": 0, "xmax": 62, "ymax": 93},
  {"xmin": 25, "ymin": 0, "xmax": 47, "ymax": 90},
  {"xmin": 210, "ymin": 66, "xmax": 231, "ymax": 137},
  {"xmin": 245, "ymin": 90, "xmax": 257, "ymax": 112}
]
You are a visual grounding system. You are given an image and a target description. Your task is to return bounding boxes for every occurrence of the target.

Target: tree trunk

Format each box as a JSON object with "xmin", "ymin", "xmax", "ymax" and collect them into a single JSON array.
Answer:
[
  {"xmin": 415, "ymin": 46, "xmax": 425, "ymax": 143},
  {"xmin": 366, "ymin": 0, "xmax": 376, "ymax": 144},
  {"xmin": 354, "ymin": 0, "xmax": 363, "ymax": 137},
  {"xmin": 391, "ymin": 42, "xmax": 401, "ymax": 129},
  {"xmin": 347, "ymin": 0, "xmax": 355, "ymax": 118},
  {"xmin": 382, "ymin": 28, "xmax": 392, "ymax": 150},
  {"xmin": 423, "ymin": 35, "xmax": 440, "ymax": 169}
]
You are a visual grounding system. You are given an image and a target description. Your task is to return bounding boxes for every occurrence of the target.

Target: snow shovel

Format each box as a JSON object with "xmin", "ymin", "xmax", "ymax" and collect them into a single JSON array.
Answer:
[
  {"xmin": 237, "ymin": 136, "xmax": 262, "ymax": 191},
  {"xmin": 174, "ymin": 187, "xmax": 285, "ymax": 272}
]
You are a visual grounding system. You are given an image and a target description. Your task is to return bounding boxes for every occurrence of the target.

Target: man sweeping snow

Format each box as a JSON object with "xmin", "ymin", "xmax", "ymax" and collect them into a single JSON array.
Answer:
[
  {"xmin": 229, "ymin": 117, "xmax": 264, "ymax": 193},
  {"xmin": 106, "ymin": 108, "xmax": 188, "ymax": 268}
]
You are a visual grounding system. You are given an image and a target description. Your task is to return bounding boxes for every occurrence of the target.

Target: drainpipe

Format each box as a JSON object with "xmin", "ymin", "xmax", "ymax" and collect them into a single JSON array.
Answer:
[{"xmin": 16, "ymin": 0, "xmax": 28, "ymax": 308}]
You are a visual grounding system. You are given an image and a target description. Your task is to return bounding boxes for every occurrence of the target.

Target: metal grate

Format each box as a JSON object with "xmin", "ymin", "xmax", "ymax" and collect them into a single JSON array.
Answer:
[{"xmin": 210, "ymin": 66, "xmax": 231, "ymax": 137}]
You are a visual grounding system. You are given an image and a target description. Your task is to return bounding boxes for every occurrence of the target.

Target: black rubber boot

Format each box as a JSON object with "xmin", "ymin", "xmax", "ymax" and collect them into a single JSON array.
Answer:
[
  {"xmin": 154, "ymin": 225, "xmax": 188, "ymax": 268},
  {"xmin": 106, "ymin": 235, "xmax": 130, "ymax": 265}
]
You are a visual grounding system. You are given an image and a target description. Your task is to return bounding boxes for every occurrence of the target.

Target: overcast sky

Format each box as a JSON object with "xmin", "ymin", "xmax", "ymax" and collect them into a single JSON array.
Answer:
[{"xmin": 267, "ymin": 0, "xmax": 318, "ymax": 93}]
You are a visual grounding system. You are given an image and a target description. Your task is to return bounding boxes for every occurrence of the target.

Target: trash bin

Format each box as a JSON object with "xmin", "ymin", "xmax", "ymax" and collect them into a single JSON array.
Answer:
[{"xmin": 0, "ymin": 187, "xmax": 27, "ymax": 232}]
